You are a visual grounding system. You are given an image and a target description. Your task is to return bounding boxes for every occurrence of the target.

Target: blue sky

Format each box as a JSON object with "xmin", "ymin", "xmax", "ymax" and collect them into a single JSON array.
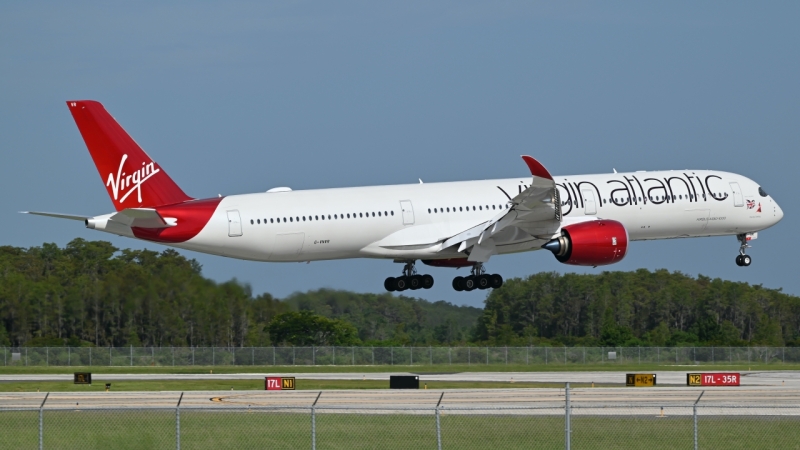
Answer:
[{"xmin": 2, "ymin": 2, "xmax": 798, "ymax": 307}]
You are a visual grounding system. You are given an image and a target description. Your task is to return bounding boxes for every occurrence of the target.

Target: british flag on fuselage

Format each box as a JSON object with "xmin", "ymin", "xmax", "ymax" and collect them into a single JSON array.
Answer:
[{"xmin": 746, "ymin": 199, "xmax": 756, "ymax": 209}]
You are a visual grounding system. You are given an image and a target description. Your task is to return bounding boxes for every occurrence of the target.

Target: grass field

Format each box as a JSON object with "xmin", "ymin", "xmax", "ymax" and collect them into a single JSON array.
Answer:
[
  {"xmin": 0, "ymin": 379, "xmax": 620, "ymax": 392},
  {"xmin": 1, "ymin": 410, "xmax": 798, "ymax": 449},
  {"xmin": 1, "ymin": 362, "xmax": 796, "ymax": 375}
]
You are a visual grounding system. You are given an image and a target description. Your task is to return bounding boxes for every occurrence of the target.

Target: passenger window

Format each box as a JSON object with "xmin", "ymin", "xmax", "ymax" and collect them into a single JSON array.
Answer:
[
  {"xmin": 250, "ymin": 219, "xmax": 254, "ymax": 225},
  {"xmin": 347, "ymin": 214, "xmax": 350, "ymax": 218},
  {"xmin": 372, "ymin": 212, "xmax": 375, "ymax": 217},
  {"xmin": 359, "ymin": 213, "xmax": 363, "ymax": 218},
  {"xmin": 391, "ymin": 211, "xmax": 394, "ymax": 215}
]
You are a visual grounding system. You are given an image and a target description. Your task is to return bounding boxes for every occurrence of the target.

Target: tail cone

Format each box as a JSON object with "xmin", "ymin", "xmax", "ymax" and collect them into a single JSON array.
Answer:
[{"xmin": 542, "ymin": 239, "xmax": 562, "ymax": 253}]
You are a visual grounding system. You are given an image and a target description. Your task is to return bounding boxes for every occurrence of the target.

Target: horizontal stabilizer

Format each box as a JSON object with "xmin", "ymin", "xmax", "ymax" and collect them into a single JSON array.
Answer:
[
  {"xmin": 21, "ymin": 211, "xmax": 89, "ymax": 221},
  {"xmin": 110, "ymin": 208, "xmax": 176, "ymax": 228}
]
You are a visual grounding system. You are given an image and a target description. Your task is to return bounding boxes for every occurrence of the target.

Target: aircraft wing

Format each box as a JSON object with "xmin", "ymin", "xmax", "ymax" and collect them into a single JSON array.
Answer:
[{"xmin": 440, "ymin": 155, "xmax": 560, "ymax": 262}]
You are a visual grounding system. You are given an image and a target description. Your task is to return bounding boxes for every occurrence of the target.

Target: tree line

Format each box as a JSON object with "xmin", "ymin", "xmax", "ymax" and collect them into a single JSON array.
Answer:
[{"xmin": 0, "ymin": 240, "xmax": 798, "ymax": 347}]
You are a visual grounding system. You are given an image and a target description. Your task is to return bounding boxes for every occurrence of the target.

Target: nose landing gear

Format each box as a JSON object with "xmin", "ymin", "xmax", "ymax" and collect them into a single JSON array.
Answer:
[
  {"xmin": 384, "ymin": 261, "xmax": 434, "ymax": 292},
  {"xmin": 735, "ymin": 234, "xmax": 752, "ymax": 267},
  {"xmin": 452, "ymin": 263, "xmax": 504, "ymax": 292}
]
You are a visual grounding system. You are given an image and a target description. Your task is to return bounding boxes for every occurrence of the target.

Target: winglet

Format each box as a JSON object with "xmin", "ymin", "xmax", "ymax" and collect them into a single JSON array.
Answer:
[{"xmin": 521, "ymin": 155, "xmax": 553, "ymax": 180}]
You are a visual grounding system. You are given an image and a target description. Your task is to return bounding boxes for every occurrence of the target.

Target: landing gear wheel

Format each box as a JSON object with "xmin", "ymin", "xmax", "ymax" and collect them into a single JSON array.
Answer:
[
  {"xmin": 384, "ymin": 277, "xmax": 397, "ymax": 292},
  {"xmin": 735, "ymin": 255, "xmax": 743, "ymax": 266},
  {"xmin": 421, "ymin": 274, "xmax": 434, "ymax": 289},
  {"xmin": 409, "ymin": 275, "xmax": 423, "ymax": 290},
  {"xmin": 464, "ymin": 275, "xmax": 477, "ymax": 291},
  {"xmin": 452, "ymin": 276, "xmax": 465, "ymax": 291},
  {"xmin": 490, "ymin": 274, "xmax": 504, "ymax": 289},
  {"xmin": 395, "ymin": 276, "xmax": 409, "ymax": 291},
  {"xmin": 477, "ymin": 274, "xmax": 491, "ymax": 290},
  {"xmin": 741, "ymin": 255, "xmax": 752, "ymax": 266}
]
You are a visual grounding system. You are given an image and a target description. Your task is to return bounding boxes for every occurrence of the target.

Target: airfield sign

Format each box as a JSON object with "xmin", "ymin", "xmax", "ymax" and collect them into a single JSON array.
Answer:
[
  {"xmin": 266, "ymin": 376, "xmax": 296, "ymax": 390},
  {"xmin": 626, "ymin": 373, "xmax": 656, "ymax": 387},
  {"xmin": 687, "ymin": 373, "xmax": 740, "ymax": 386}
]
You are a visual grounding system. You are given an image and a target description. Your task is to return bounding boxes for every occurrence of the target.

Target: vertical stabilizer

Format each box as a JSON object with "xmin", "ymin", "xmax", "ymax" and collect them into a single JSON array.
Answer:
[{"xmin": 67, "ymin": 100, "xmax": 192, "ymax": 211}]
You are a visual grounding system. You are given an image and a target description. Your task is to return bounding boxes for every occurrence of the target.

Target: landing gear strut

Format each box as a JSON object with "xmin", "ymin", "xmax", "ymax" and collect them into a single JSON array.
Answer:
[
  {"xmin": 452, "ymin": 263, "xmax": 503, "ymax": 292},
  {"xmin": 384, "ymin": 261, "xmax": 434, "ymax": 292},
  {"xmin": 735, "ymin": 234, "xmax": 752, "ymax": 267}
]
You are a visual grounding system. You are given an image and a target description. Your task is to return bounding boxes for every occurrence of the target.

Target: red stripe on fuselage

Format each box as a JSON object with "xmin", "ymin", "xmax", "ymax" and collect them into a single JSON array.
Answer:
[{"xmin": 132, "ymin": 197, "xmax": 223, "ymax": 243}]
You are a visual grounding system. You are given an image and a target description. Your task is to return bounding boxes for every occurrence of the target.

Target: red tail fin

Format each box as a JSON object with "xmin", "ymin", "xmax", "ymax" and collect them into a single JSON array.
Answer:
[{"xmin": 67, "ymin": 101, "xmax": 192, "ymax": 211}]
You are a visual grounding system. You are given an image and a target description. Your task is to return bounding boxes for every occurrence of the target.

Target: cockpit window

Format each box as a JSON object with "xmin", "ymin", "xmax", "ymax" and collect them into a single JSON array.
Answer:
[{"xmin": 758, "ymin": 187, "xmax": 768, "ymax": 197}]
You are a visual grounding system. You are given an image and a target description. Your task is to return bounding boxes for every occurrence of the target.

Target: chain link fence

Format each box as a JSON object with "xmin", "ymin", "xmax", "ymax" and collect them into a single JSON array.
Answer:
[
  {"xmin": 2, "ymin": 386, "xmax": 799, "ymax": 449},
  {"xmin": 3, "ymin": 346, "xmax": 798, "ymax": 366}
]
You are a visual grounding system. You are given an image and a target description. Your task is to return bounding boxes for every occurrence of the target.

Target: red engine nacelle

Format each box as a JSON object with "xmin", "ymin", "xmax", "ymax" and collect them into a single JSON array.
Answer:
[{"xmin": 542, "ymin": 220, "xmax": 628, "ymax": 266}]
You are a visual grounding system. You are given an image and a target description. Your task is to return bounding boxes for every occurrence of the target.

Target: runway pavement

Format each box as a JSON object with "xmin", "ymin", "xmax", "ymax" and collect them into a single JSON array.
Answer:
[
  {"xmin": 2, "ymin": 370, "xmax": 800, "ymax": 387},
  {"xmin": 2, "ymin": 386, "xmax": 800, "ymax": 415}
]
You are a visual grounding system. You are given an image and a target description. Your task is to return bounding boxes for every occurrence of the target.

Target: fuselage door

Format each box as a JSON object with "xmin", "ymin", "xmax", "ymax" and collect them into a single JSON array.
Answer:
[
  {"xmin": 227, "ymin": 210, "xmax": 242, "ymax": 237},
  {"xmin": 400, "ymin": 200, "xmax": 415, "ymax": 225},
  {"xmin": 729, "ymin": 182, "xmax": 744, "ymax": 207},
  {"xmin": 581, "ymin": 188, "xmax": 597, "ymax": 215}
]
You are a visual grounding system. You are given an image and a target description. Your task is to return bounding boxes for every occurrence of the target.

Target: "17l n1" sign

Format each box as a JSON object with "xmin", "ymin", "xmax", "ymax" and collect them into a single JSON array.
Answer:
[{"xmin": 265, "ymin": 376, "xmax": 296, "ymax": 390}]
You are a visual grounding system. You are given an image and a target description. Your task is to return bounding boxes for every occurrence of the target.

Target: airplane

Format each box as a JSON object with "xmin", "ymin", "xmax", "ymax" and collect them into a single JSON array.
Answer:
[{"xmin": 25, "ymin": 101, "xmax": 784, "ymax": 293}]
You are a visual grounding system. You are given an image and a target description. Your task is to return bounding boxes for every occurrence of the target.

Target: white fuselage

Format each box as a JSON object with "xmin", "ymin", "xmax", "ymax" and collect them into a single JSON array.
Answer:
[{"xmin": 162, "ymin": 169, "xmax": 782, "ymax": 263}]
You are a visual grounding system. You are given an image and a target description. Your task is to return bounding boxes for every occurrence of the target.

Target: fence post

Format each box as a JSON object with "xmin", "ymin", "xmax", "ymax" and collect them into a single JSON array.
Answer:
[
  {"xmin": 294, "ymin": 346, "xmax": 296, "ymax": 365},
  {"xmin": 130, "ymin": 345, "xmax": 133, "ymax": 366},
  {"xmin": 273, "ymin": 347, "xmax": 276, "ymax": 365},
  {"xmin": 192, "ymin": 347, "xmax": 195, "ymax": 366},
  {"xmin": 311, "ymin": 392, "xmax": 322, "ymax": 450},
  {"xmin": 391, "ymin": 347, "xmax": 394, "ymax": 365},
  {"xmin": 68, "ymin": 346, "xmax": 71, "ymax": 366},
  {"xmin": 176, "ymin": 392, "xmax": 183, "ymax": 450},
  {"xmin": 372, "ymin": 347, "xmax": 374, "ymax": 365},
  {"xmin": 693, "ymin": 391, "xmax": 704, "ymax": 450},
  {"xmin": 89, "ymin": 347, "xmax": 92, "ymax": 366},
  {"xmin": 486, "ymin": 347, "xmax": 488, "ymax": 365},
  {"xmin": 46, "ymin": 347, "xmax": 49, "ymax": 366},
  {"xmin": 565, "ymin": 383, "xmax": 571, "ymax": 450},
  {"xmin": 213, "ymin": 347, "xmax": 215, "ymax": 366},
  {"xmin": 39, "ymin": 392, "xmax": 49, "ymax": 450},
  {"xmin": 693, "ymin": 404, "xmax": 698, "ymax": 450},
  {"xmin": 352, "ymin": 346, "xmax": 355, "ymax": 365},
  {"xmin": 436, "ymin": 393, "xmax": 444, "ymax": 450},
  {"xmin": 430, "ymin": 346, "xmax": 432, "ymax": 365},
  {"xmin": 410, "ymin": 347, "xmax": 413, "ymax": 365}
]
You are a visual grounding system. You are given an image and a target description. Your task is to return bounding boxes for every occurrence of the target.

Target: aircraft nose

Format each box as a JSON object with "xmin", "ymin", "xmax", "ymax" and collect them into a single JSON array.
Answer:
[{"xmin": 775, "ymin": 201, "xmax": 784, "ymax": 222}]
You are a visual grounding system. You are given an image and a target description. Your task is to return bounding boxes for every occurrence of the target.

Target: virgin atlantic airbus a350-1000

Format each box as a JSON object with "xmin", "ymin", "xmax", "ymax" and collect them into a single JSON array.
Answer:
[{"xmin": 25, "ymin": 101, "xmax": 784, "ymax": 292}]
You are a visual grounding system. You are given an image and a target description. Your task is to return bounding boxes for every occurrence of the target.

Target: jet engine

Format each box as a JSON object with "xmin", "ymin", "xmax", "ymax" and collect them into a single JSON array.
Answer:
[{"xmin": 542, "ymin": 220, "xmax": 628, "ymax": 266}]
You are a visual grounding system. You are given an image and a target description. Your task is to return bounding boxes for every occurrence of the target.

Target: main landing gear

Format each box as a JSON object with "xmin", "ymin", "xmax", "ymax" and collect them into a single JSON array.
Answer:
[
  {"xmin": 735, "ymin": 234, "xmax": 752, "ymax": 267},
  {"xmin": 384, "ymin": 261, "xmax": 434, "ymax": 292},
  {"xmin": 452, "ymin": 263, "xmax": 503, "ymax": 292}
]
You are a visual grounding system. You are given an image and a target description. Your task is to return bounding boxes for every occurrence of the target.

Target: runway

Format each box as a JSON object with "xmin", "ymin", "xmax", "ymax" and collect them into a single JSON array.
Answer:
[
  {"xmin": 2, "ymin": 386, "xmax": 800, "ymax": 415},
  {"xmin": 3, "ymin": 370, "xmax": 800, "ymax": 387}
]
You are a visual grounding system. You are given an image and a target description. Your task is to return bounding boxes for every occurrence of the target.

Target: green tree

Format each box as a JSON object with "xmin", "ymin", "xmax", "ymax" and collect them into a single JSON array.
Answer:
[{"xmin": 267, "ymin": 311, "xmax": 360, "ymax": 346}]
